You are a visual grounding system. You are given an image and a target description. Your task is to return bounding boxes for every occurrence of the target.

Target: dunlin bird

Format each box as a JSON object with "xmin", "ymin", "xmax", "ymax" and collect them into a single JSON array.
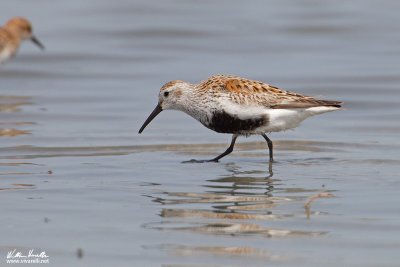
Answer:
[
  {"xmin": 0, "ymin": 17, "xmax": 44, "ymax": 64},
  {"xmin": 139, "ymin": 75, "xmax": 342, "ymax": 162}
]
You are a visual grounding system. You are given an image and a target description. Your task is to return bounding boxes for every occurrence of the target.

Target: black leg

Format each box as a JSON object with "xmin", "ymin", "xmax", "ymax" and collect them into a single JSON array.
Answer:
[
  {"xmin": 261, "ymin": 133, "xmax": 273, "ymax": 162},
  {"xmin": 182, "ymin": 134, "xmax": 239, "ymax": 163},
  {"xmin": 207, "ymin": 134, "xmax": 239, "ymax": 162}
]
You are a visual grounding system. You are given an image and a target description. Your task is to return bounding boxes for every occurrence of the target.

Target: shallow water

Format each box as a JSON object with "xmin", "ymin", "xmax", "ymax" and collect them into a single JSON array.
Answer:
[{"xmin": 1, "ymin": 0, "xmax": 400, "ymax": 266}]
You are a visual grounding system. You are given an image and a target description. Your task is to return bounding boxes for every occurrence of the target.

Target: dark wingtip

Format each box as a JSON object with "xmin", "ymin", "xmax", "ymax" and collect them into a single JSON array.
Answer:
[
  {"xmin": 327, "ymin": 101, "xmax": 343, "ymax": 108},
  {"xmin": 271, "ymin": 100, "xmax": 343, "ymax": 109}
]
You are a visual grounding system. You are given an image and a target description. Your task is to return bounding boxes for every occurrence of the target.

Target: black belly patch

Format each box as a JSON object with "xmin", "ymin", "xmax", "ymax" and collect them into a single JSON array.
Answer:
[{"xmin": 207, "ymin": 110, "xmax": 269, "ymax": 134}]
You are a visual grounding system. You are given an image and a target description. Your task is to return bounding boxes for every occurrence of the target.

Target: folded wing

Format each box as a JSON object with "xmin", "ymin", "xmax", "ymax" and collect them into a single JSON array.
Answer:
[{"xmin": 220, "ymin": 76, "xmax": 342, "ymax": 109}]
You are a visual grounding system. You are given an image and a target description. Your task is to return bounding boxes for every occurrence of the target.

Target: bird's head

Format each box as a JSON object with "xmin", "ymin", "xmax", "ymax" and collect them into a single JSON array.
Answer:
[
  {"xmin": 5, "ymin": 17, "xmax": 45, "ymax": 50},
  {"xmin": 138, "ymin": 80, "xmax": 191, "ymax": 133}
]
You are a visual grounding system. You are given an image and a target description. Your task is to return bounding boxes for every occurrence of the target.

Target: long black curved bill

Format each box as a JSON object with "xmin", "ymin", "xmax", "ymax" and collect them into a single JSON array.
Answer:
[
  {"xmin": 138, "ymin": 104, "xmax": 162, "ymax": 133},
  {"xmin": 31, "ymin": 36, "xmax": 45, "ymax": 50}
]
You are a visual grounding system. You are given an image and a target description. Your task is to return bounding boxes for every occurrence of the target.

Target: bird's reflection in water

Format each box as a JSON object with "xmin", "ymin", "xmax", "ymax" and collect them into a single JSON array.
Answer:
[
  {"xmin": 143, "ymin": 162, "xmax": 329, "ymax": 264},
  {"xmin": 143, "ymin": 244, "xmax": 304, "ymax": 265},
  {"xmin": 143, "ymin": 163, "xmax": 332, "ymax": 263},
  {"xmin": 205, "ymin": 161, "xmax": 274, "ymax": 196},
  {"xmin": 0, "ymin": 95, "xmax": 33, "ymax": 137},
  {"xmin": 145, "ymin": 161, "xmax": 329, "ymax": 230}
]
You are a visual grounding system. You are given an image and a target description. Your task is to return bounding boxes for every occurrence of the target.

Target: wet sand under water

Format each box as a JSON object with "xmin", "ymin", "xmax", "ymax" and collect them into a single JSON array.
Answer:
[
  {"xmin": 1, "ymin": 0, "xmax": 400, "ymax": 266},
  {"xmin": 1, "ymin": 139, "xmax": 399, "ymax": 266}
]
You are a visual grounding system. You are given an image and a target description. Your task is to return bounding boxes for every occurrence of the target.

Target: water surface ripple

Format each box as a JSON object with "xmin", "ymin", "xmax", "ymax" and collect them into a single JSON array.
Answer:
[{"xmin": 1, "ymin": 0, "xmax": 400, "ymax": 266}]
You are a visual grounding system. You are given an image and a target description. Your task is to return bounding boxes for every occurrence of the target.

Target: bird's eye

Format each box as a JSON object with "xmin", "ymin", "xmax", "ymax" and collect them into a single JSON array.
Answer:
[{"xmin": 164, "ymin": 91, "xmax": 169, "ymax": 97}]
